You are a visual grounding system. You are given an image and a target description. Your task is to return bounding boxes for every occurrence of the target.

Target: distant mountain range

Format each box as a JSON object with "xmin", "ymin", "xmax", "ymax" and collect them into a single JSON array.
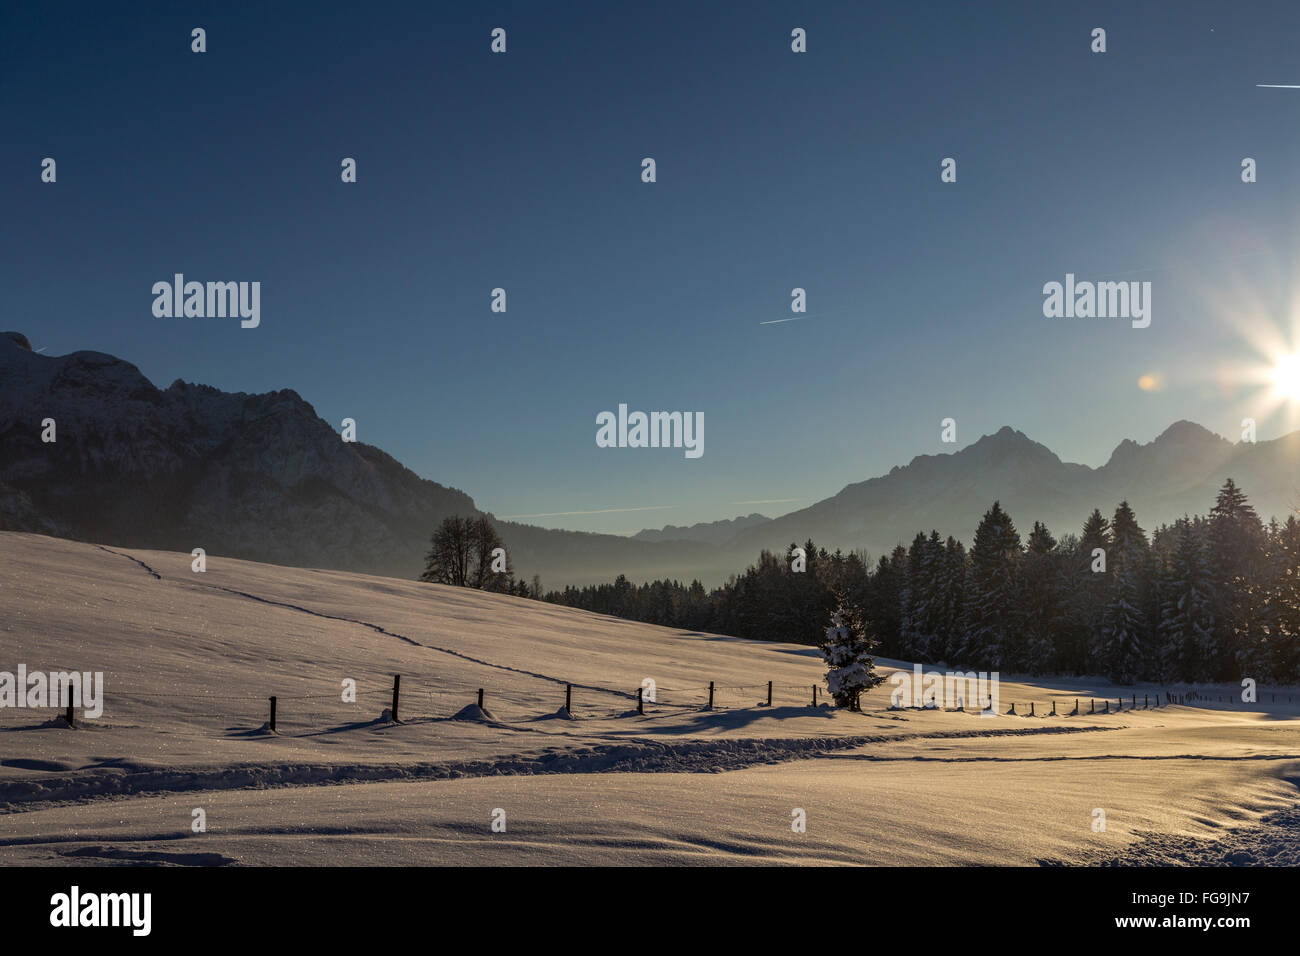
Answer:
[
  {"xmin": 722, "ymin": 421, "xmax": 1300, "ymax": 559},
  {"xmin": 4, "ymin": 331, "xmax": 1298, "ymax": 586},
  {"xmin": 632, "ymin": 513, "xmax": 770, "ymax": 546}
]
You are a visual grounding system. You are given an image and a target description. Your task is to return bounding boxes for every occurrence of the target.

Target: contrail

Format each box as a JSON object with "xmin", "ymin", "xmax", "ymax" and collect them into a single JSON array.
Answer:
[
  {"xmin": 1257, "ymin": 84, "xmax": 1300, "ymax": 88},
  {"xmin": 759, "ymin": 306, "xmax": 863, "ymax": 326}
]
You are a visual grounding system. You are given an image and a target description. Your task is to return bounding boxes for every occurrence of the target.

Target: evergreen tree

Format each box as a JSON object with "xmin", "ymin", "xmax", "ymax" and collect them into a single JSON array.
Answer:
[
  {"xmin": 1020, "ymin": 521, "xmax": 1063, "ymax": 673},
  {"xmin": 868, "ymin": 547, "xmax": 907, "ymax": 656},
  {"xmin": 958, "ymin": 501, "xmax": 1022, "ymax": 668},
  {"xmin": 1209, "ymin": 479, "xmax": 1266, "ymax": 679},
  {"xmin": 1072, "ymin": 508, "xmax": 1112, "ymax": 673},
  {"xmin": 1099, "ymin": 501, "xmax": 1148, "ymax": 683},
  {"xmin": 900, "ymin": 532, "xmax": 942, "ymax": 661},
  {"xmin": 1240, "ymin": 516, "xmax": 1300, "ymax": 682},
  {"xmin": 818, "ymin": 593, "xmax": 885, "ymax": 710},
  {"xmin": 1155, "ymin": 517, "xmax": 1216, "ymax": 682},
  {"xmin": 931, "ymin": 536, "xmax": 967, "ymax": 663},
  {"xmin": 1270, "ymin": 516, "xmax": 1300, "ymax": 681},
  {"xmin": 1081, "ymin": 508, "xmax": 1111, "ymax": 555}
]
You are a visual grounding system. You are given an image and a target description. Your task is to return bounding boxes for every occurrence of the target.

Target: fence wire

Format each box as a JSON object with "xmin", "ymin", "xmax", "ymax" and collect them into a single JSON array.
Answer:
[{"xmin": 10, "ymin": 674, "xmax": 1294, "ymax": 736}]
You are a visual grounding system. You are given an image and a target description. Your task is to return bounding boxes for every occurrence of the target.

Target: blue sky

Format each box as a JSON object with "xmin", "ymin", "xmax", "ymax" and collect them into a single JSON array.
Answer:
[{"xmin": 5, "ymin": 0, "xmax": 1300, "ymax": 534}]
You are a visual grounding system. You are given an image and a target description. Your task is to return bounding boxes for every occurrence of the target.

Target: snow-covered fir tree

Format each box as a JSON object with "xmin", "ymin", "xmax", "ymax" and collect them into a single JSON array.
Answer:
[
  {"xmin": 1099, "ymin": 501, "xmax": 1148, "ymax": 683},
  {"xmin": 1268, "ymin": 516, "xmax": 1300, "ymax": 681},
  {"xmin": 1073, "ymin": 508, "xmax": 1112, "ymax": 674},
  {"xmin": 1208, "ymin": 479, "xmax": 1266, "ymax": 678},
  {"xmin": 819, "ymin": 593, "xmax": 884, "ymax": 711},
  {"xmin": 1237, "ymin": 515, "xmax": 1300, "ymax": 682},
  {"xmin": 958, "ymin": 501, "xmax": 1022, "ymax": 668},
  {"xmin": 900, "ymin": 531, "xmax": 944, "ymax": 661},
  {"xmin": 1156, "ymin": 517, "xmax": 1216, "ymax": 682}
]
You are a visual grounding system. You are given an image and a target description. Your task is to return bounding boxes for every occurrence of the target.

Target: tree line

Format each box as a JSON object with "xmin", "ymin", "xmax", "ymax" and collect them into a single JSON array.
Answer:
[{"xmin": 525, "ymin": 479, "xmax": 1300, "ymax": 685}]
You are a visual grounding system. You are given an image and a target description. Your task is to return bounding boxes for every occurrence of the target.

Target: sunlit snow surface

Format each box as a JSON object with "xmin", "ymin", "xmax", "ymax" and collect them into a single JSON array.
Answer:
[{"xmin": 2, "ymin": 532, "xmax": 1298, "ymax": 866}]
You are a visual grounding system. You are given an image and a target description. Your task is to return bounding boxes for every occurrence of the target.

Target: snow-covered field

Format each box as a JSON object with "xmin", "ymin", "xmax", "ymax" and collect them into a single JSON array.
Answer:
[{"xmin": 2, "ymin": 531, "xmax": 1298, "ymax": 865}]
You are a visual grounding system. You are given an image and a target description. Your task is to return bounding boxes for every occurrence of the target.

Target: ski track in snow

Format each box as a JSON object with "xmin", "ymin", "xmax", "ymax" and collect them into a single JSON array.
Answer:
[
  {"xmin": 97, "ymin": 545, "xmax": 161, "ymax": 579},
  {"xmin": 0, "ymin": 726, "xmax": 1119, "ymax": 812}
]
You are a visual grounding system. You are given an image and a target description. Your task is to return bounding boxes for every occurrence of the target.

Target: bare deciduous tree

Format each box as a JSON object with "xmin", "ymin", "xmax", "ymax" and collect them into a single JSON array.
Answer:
[{"xmin": 422, "ymin": 515, "xmax": 513, "ymax": 591}]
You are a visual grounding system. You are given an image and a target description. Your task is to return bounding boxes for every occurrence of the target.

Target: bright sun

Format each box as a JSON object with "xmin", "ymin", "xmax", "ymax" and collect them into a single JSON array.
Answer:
[{"xmin": 1274, "ymin": 352, "xmax": 1300, "ymax": 402}]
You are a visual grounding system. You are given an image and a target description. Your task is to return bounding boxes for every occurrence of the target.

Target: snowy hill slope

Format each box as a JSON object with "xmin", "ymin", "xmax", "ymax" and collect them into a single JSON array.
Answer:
[{"xmin": 2, "ymin": 531, "xmax": 1299, "ymax": 865}]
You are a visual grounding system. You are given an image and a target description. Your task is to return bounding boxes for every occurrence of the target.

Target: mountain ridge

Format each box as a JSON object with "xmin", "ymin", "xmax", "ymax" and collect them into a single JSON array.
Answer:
[
  {"xmin": 727, "ymin": 417, "xmax": 1298, "ymax": 558},
  {"xmin": 4, "ymin": 332, "xmax": 1298, "ymax": 585}
]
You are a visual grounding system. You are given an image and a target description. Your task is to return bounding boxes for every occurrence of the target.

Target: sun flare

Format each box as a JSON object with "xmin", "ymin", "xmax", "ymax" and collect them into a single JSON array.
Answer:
[{"xmin": 1273, "ymin": 352, "xmax": 1300, "ymax": 402}]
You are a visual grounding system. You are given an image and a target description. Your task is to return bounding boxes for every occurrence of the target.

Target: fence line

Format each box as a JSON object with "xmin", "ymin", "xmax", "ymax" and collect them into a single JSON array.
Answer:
[{"xmin": 17, "ymin": 671, "xmax": 1296, "ymax": 737}]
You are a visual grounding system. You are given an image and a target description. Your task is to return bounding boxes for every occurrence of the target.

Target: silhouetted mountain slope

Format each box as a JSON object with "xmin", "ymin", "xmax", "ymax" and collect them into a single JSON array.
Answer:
[
  {"xmin": 0, "ymin": 331, "xmax": 478, "ymax": 577},
  {"xmin": 0, "ymin": 332, "xmax": 726, "ymax": 585}
]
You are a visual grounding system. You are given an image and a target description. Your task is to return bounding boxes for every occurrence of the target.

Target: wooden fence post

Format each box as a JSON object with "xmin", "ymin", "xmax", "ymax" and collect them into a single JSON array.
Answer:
[
  {"xmin": 767, "ymin": 681, "xmax": 773, "ymax": 707},
  {"xmin": 637, "ymin": 686, "xmax": 644, "ymax": 715},
  {"xmin": 65, "ymin": 701, "xmax": 75, "ymax": 729},
  {"xmin": 477, "ymin": 688, "xmax": 484, "ymax": 709},
  {"xmin": 269, "ymin": 695, "xmax": 277, "ymax": 733},
  {"xmin": 1050, "ymin": 700, "xmax": 1056, "ymax": 716},
  {"xmin": 391, "ymin": 674, "xmax": 401, "ymax": 722},
  {"xmin": 1008, "ymin": 702, "xmax": 1016, "ymax": 715},
  {"xmin": 708, "ymin": 681, "xmax": 714, "ymax": 709},
  {"xmin": 811, "ymin": 685, "xmax": 817, "ymax": 707},
  {"xmin": 565, "ymin": 684, "xmax": 572, "ymax": 713},
  {"xmin": 1030, "ymin": 702, "xmax": 1036, "ymax": 717},
  {"xmin": 1104, "ymin": 699, "xmax": 1109, "ymax": 714},
  {"xmin": 1090, "ymin": 698, "xmax": 1095, "ymax": 714}
]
